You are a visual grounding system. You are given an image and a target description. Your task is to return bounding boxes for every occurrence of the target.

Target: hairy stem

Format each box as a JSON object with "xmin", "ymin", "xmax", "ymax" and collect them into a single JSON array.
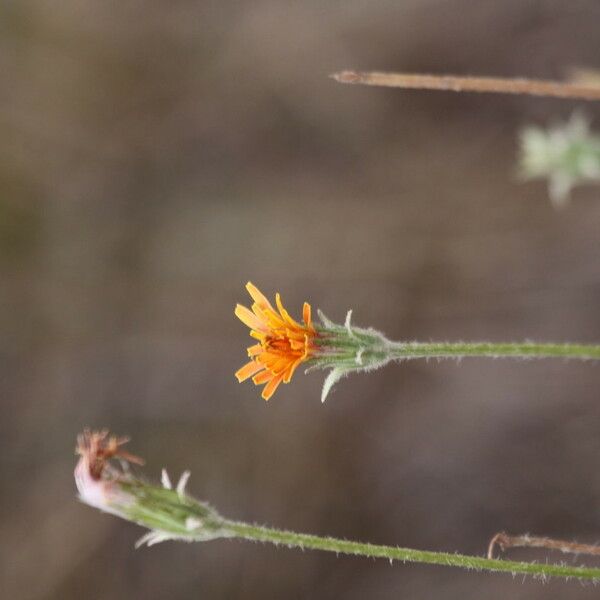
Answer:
[
  {"xmin": 387, "ymin": 341, "xmax": 600, "ymax": 361},
  {"xmin": 332, "ymin": 71, "xmax": 600, "ymax": 101},
  {"xmin": 74, "ymin": 428, "xmax": 600, "ymax": 584},
  {"xmin": 226, "ymin": 521, "xmax": 600, "ymax": 582}
]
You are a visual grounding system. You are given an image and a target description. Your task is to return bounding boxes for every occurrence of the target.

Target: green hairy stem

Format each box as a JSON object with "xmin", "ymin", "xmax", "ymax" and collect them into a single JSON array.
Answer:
[
  {"xmin": 76, "ymin": 429, "xmax": 600, "ymax": 584},
  {"xmin": 312, "ymin": 313, "xmax": 600, "ymax": 401},
  {"xmin": 225, "ymin": 521, "xmax": 600, "ymax": 582},
  {"xmin": 387, "ymin": 341, "xmax": 600, "ymax": 361},
  {"xmin": 111, "ymin": 479, "xmax": 600, "ymax": 582}
]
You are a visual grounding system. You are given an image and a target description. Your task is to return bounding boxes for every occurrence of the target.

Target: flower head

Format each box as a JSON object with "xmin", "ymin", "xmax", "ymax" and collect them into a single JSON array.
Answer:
[
  {"xmin": 235, "ymin": 282, "xmax": 318, "ymax": 400},
  {"xmin": 75, "ymin": 429, "xmax": 144, "ymax": 515},
  {"xmin": 234, "ymin": 283, "xmax": 404, "ymax": 402},
  {"xmin": 75, "ymin": 429, "xmax": 228, "ymax": 546}
]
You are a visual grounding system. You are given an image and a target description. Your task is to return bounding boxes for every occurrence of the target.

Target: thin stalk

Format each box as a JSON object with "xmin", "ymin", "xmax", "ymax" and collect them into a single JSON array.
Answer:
[
  {"xmin": 332, "ymin": 71, "xmax": 600, "ymax": 101},
  {"xmin": 489, "ymin": 532, "xmax": 600, "ymax": 560},
  {"xmin": 75, "ymin": 429, "xmax": 600, "ymax": 583},
  {"xmin": 226, "ymin": 521, "xmax": 600, "ymax": 582},
  {"xmin": 387, "ymin": 341, "xmax": 600, "ymax": 361}
]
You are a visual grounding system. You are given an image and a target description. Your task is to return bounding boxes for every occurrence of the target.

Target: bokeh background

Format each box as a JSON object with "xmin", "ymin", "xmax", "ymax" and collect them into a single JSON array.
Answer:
[{"xmin": 2, "ymin": 1, "xmax": 600, "ymax": 598}]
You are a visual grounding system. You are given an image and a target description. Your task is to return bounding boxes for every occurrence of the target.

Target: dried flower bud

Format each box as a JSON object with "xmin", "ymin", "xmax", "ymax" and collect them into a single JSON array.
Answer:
[{"xmin": 75, "ymin": 429, "xmax": 230, "ymax": 546}]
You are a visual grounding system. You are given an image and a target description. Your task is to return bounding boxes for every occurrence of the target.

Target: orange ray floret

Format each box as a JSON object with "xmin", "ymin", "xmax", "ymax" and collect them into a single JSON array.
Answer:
[{"xmin": 235, "ymin": 282, "xmax": 317, "ymax": 400}]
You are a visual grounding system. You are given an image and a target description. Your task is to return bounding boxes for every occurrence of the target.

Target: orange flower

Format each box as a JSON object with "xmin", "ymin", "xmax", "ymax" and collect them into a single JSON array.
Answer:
[{"xmin": 235, "ymin": 282, "xmax": 317, "ymax": 400}]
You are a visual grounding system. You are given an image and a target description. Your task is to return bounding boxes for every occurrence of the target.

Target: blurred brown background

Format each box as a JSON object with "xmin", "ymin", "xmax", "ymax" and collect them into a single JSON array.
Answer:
[{"xmin": 2, "ymin": 1, "xmax": 600, "ymax": 598}]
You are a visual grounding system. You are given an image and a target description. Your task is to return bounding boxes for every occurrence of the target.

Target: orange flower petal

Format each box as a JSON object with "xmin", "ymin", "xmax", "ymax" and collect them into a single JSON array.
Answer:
[
  {"xmin": 253, "ymin": 370, "xmax": 274, "ymax": 385},
  {"xmin": 283, "ymin": 356, "xmax": 304, "ymax": 383},
  {"xmin": 235, "ymin": 304, "xmax": 267, "ymax": 332},
  {"xmin": 257, "ymin": 354, "xmax": 279, "ymax": 368},
  {"xmin": 275, "ymin": 293, "xmax": 301, "ymax": 329},
  {"xmin": 246, "ymin": 282, "xmax": 275, "ymax": 312},
  {"xmin": 270, "ymin": 357, "xmax": 292, "ymax": 374},
  {"xmin": 263, "ymin": 307, "xmax": 287, "ymax": 328},
  {"xmin": 303, "ymin": 302, "xmax": 312, "ymax": 328},
  {"xmin": 289, "ymin": 339, "xmax": 305, "ymax": 351},
  {"xmin": 261, "ymin": 373, "xmax": 284, "ymax": 401},
  {"xmin": 301, "ymin": 334, "xmax": 311, "ymax": 358},
  {"xmin": 235, "ymin": 360, "xmax": 264, "ymax": 382},
  {"xmin": 253, "ymin": 304, "xmax": 286, "ymax": 329},
  {"xmin": 247, "ymin": 344, "xmax": 263, "ymax": 357},
  {"xmin": 285, "ymin": 329, "xmax": 305, "ymax": 341}
]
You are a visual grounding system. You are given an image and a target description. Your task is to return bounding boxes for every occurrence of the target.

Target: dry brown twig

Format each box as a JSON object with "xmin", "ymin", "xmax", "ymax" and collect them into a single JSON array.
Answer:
[
  {"xmin": 332, "ymin": 71, "xmax": 600, "ymax": 101},
  {"xmin": 488, "ymin": 532, "xmax": 600, "ymax": 560}
]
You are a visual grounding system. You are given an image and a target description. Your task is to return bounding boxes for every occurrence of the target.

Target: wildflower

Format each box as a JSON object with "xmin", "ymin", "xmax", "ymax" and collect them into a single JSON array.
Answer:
[
  {"xmin": 75, "ymin": 429, "xmax": 228, "ymax": 546},
  {"xmin": 235, "ymin": 282, "xmax": 318, "ymax": 400},
  {"xmin": 235, "ymin": 284, "xmax": 600, "ymax": 403},
  {"xmin": 519, "ymin": 112, "xmax": 600, "ymax": 207},
  {"xmin": 235, "ymin": 283, "xmax": 393, "ymax": 402}
]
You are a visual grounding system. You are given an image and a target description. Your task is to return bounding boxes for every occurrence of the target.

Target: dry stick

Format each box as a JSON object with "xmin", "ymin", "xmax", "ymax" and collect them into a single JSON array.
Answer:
[
  {"xmin": 488, "ymin": 532, "xmax": 600, "ymax": 560},
  {"xmin": 332, "ymin": 71, "xmax": 600, "ymax": 101}
]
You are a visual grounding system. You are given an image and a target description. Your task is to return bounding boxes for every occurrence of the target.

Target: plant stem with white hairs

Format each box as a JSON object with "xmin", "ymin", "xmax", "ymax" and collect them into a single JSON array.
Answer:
[{"xmin": 75, "ymin": 430, "xmax": 600, "ymax": 584}]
